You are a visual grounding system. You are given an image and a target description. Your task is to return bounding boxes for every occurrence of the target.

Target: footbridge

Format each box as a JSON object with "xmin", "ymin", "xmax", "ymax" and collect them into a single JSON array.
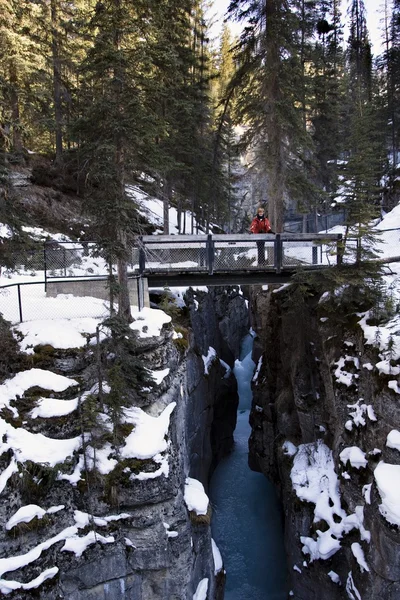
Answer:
[
  {"xmin": 43, "ymin": 232, "xmax": 342, "ymax": 307},
  {"xmin": 134, "ymin": 232, "xmax": 342, "ymax": 287}
]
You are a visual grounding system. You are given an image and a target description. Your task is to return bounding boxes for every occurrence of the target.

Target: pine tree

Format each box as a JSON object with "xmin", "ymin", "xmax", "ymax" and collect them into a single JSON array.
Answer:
[
  {"xmin": 340, "ymin": 0, "xmax": 385, "ymax": 263},
  {"xmin": 228, "ymin": 0, "xmax": 314, "ymax": 232},
  {"xmin": 75, "ymin": 0, "xmax": 151, "ymax": 321},
  {"xmin": 378, "ymin": 0, "xmax": 400, "ymax": 210},
  {"xmin": 0, "ymin": 0, "xmax": 44, "ymax": 156},
  {"xmin": 310, "ymin": 0, "xmax": 344, "ymax": 209}
]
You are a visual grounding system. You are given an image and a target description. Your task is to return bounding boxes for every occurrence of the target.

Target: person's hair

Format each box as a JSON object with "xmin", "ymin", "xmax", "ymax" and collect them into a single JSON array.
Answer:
[{"xmin": 257, "ymin": 206, "xmax": 265, "ymax": 212}]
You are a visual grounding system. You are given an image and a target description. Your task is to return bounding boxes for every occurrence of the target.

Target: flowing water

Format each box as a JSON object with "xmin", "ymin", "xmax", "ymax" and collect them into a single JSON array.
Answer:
[{"xmin": 210, "ymin": 333, "xmax": 287, "ymax": 600}]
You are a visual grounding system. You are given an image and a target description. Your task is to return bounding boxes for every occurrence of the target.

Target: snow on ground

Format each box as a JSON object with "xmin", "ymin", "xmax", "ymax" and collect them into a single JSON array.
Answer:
[
  {"xmin": 282, "ymin": 441, "xmax": 298, "ymax": 457},
  {"xmin": 0, "ymin": 223, "xmax": 12, "ymax": 239},
  {"xmin": 328, "ymin": 571, "xmax": 341, "ymax": 584},
  {"xmin": 126, "ymin": 184, "xmax": 208, "ymax": 235},
  {"xmin": 0, "ymin": 280, "xmax": 108, "ymax": 325},
  {"xmin": 184, "ymin": 477, "xmax": 209, "ymax": 516}
]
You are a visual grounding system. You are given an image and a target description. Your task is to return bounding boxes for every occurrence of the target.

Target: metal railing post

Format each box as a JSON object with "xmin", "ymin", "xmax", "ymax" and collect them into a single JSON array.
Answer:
[
  {"xmin": 337, "ymin": 234, "xmax": 344, "ymax": 265},
  {"xmin": 17, "ymin": 284, "xmax": 23, "ymax": 323},
  {"xmin": 312, "ymin": 245, "xmax": 318, "ymax": 265},
  {"xmin": 207, "ymin": 234, "xmax": 214, "ymax": 275},
  {"xmin": 137, "ymin": 276, "xmax": 144, "ymax": 312},
  {"xmin": 138, "ymin": 237, "xmax": 145, "ymax": 274},
  {"xmin": 43, "ymin": 243, "xmax": 48, "ymax": 292},
  {"xmin": 63, "ymin": 247, "xmax": 67, "ymax": 277},
  {"xmin": 274, "ymin": 234, "xmax": 282, "ymax": 274}
]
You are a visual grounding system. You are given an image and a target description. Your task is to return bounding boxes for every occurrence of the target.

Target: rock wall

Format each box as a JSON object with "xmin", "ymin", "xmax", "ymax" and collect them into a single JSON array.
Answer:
[
  {"xmin": 1, "ymin": 287, "xmax": 247, "ymax": 599},
  {"xmin": 249, "ymin": 285, "xmax": 400, "ymax": 600}
]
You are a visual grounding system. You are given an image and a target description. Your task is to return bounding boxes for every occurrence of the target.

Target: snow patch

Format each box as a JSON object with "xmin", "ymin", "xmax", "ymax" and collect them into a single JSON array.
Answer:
[
  {"xmin": 339, "ymin": 447, "xmax": 368, "ymax": 469},
  {"xmin": 211, "ymin": 538, "xmax": 223, "ymax": 574},
  {"xmin": 193, "ymin": 578, "xmax": 209, "ymax": 600},
  {"xmin": 184, "ymin": 477, "xmax": 209, "ymax": 516},
  {"xmin": 202, "ymin": 347, "xmax": 217, "ymax": 375},
  {"xmin": 387, "ymin": 430, "xmax": 400, "ymax": 452},
  {"xmin": 374, "ymin": 462, "xmax": 400, "ymax": 526}
]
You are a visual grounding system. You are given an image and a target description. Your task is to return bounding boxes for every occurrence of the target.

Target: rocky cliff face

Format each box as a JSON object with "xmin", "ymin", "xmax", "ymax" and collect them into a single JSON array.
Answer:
[
  {"xmin": 0, "ymin": 287, "xmax": 248, "ymax": 599},
  {"xmin": 249, "ymin": 285, "xmax": 400, "ymax": 600}
]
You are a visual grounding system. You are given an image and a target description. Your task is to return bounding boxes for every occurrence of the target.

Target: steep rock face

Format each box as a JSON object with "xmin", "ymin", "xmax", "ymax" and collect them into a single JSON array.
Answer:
[
  {"xmin": 249, "ymin": 286, "xmax": 400, "ymax": 600},
  {"xmin": 1, "ymin": 288, "xmax": 246, "ymax": 599},
  {"xmin": 186, "ymin": 286, "xmax": 249, "ymax": 474}
]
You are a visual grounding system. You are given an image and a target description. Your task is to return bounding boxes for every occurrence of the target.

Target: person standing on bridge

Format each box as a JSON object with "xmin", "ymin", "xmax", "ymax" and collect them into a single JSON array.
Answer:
[{"xmin": 250, "ymin": 206, "xmax": 272, "ymax": 265}]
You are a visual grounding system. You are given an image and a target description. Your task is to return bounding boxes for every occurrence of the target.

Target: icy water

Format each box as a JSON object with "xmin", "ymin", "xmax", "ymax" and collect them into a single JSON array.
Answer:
[{"xmin": 210, "ymin": 334, "xmax": 287, "ymax": 600}]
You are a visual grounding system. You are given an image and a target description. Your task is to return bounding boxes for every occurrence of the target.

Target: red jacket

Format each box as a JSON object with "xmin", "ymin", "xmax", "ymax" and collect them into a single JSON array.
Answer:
[{"xmin": 250, "ymin": 215, "xmax": 272, "ymax": 234}]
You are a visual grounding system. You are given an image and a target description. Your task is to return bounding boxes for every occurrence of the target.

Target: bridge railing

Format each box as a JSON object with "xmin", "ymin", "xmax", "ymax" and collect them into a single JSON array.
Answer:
[
  {"xmin": 36, "ymin": 233, "xmax": 342, "ymax": 283},
  {"xmin": 137, "ymin": 233, "xmax": 343, "ymax": 275}
]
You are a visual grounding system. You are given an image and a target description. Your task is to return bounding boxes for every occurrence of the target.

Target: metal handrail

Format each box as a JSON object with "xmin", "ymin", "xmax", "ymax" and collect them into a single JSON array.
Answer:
[{"xmin": 138, "ymin": 232, "xmax": 343, "ymax": 276}]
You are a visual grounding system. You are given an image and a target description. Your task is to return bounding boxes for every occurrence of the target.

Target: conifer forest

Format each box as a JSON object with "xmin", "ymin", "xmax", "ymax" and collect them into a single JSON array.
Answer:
[{"xmin": 1, "ymin": 0, "xmax": 400, "ymax": 239}]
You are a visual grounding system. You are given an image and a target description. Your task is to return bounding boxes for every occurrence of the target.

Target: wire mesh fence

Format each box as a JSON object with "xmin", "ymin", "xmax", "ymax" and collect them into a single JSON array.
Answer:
[
  {"xmin": 45, "ymin": 242, "xmax": 112, "ymax": 278},
  {"xmin": 0, "ymin": 281, "xmax": 110, "ymax": 324},
  {"xmin": 139, "ymin": 238, "xmax": 209, "ymax": 272},
  {"xmin": 213, "ymin": 239, "xmax": 275, "ymax": 269}
]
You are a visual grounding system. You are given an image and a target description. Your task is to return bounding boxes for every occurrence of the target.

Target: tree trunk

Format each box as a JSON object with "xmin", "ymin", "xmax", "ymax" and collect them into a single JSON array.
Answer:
[
  {"xmin": 51, "ymin": 0, "xmax": 63, "ymax": 163},
  {"xmin": 9, "ymin": 60, "xmax": 22, "ymax": 153},
  {"xmin": 163, "ymin": 177, "xmax": 171, "ymax": 234},
  {"xmin": 177, "ymin": 197, "xmax": 182, "ymax": 234},
  {"xmin": 117, "ymin": 255, "xmax": 132, "ymax": 322},
  {"xmin": 264, "ymin": 0, "xmax": 285, "ymax": 233}
]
